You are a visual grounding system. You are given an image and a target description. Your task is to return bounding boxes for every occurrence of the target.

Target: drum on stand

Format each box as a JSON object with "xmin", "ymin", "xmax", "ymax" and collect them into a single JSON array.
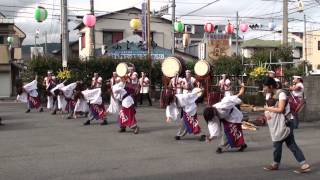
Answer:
[
  {"xmin": 161, "ymin": 56, "xmax": 185, "ymax": 78},
  {"xmin": 116, "ymin": 63, "xmax": 129, "ymax": 77},
  {"xmin": 194, "ymin": 60, "xmax": 210, "ymax": 77}
]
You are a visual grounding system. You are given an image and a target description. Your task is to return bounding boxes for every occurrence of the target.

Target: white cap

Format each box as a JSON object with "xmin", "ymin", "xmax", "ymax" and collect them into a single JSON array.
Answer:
[
  {"xmin": 293, "ymin": 75, "xmax": 302, "ymax": 79},
  {"xmin": 221, "ymin": 74, "xmax": 226, "ymax": 77},
  {"xmin": 274, "ymin": 78, "xmax": 280, "ymax": 82},
  {"xmin": 185, "ymin": 70, "xmax": 191, "ymax": 73},
  {"xmin": 268, "ymin": 71, "xmax": 275, "ymax": 74},
  {"xmin": 47, "ymin": 70, "xmax": 53, "ymax": 74}
]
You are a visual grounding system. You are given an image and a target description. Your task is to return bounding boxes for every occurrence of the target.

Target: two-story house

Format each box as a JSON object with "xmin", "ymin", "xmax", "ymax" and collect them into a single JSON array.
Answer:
[
  {"xmin": 0, "ymin": 13, "xmax": 26, "ymax": 97},
  {"xmin": 74, "ymin": 7, "xmax": 173, "ymax": 60}
]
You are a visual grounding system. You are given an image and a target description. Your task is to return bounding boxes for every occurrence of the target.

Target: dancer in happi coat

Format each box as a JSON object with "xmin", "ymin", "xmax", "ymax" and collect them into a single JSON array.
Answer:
[
  {"xmin": 17, "ymin": 77, "xmax": 43, "ymax": 113},
  {"xmin": 50, "ymin": 82, "xmax": 66, "ymax": 115},
  {"xmin": 203, "ymin": 83, "xmax": 247, "ymax": 153},
  {"xmin": 82, "ymin": 88, "xmax": 108, "ymax": 126},
  {"xmin": 60, "ymin": 82, "xmax": 78, "ymax": 119},
  {"xmin": 43, "ymin": 70, "xmax": 56, "ymax": 110},
  {"xmin": 165, "ymin": 88, "xmax": 206, "ymax": 141},
  {"xmin": 74, "ymin": 81, "xmax": 89, "ymax": 118},
  {"xmin": 107, "ymin": 72, "xmax": 121, "ymax": 115},
  {"xmin": 112, "ymin": 83, "xmax": 140, "ymax": 134}
]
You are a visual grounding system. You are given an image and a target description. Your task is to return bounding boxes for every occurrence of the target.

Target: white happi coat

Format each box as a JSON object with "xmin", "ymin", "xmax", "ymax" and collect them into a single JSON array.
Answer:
[
  {"xmin": 165, "ymin": 90, "xmax": 198, "ymax": 122},
  {"xmin": 17, "ymin": 80, "xmax": 38, "ymax": 103},
  {"xmin": 60, "ymin": 82, "xmax": 77, "ymax": 99},
  {"xmin": 112, "ymin": 83, "xmax": 134, "ymax": 108},
  {"xmin": 207, "ymin": 95, "xmax": 243, "ymax": 139},
  {"xmin": 82, "ymin": 88, "xmax": 103, "ymax": 105},
  {"xmin": 50, "ymin": 83, "xmax": 67, "ymax": 110}
]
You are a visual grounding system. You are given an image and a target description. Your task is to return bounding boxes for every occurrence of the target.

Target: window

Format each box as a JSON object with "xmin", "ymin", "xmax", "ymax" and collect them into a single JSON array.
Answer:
[
  {"xmin": 0, "ymin": 36, "xmax": 4, "ymax": 44},
  {"xmin": 318, "ymin": 41, "xmax": 320, "ymax": 51},
  {"xmin": 103, "ymin": 32, "xmax": 123, "ymax": 46}
]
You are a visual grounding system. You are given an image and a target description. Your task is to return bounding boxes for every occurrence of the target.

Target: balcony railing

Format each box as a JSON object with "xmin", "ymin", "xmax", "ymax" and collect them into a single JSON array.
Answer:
[{"xmin": 0, "ymin": 18, "xmax": 14, "ymax": 24}]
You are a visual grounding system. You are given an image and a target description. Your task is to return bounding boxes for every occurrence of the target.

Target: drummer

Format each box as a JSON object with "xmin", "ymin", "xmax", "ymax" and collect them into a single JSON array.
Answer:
[
  {"xmin": 218, "ymin": 74, "xmax": 232, "ymax": 97},
  {"xmin": 43, "ymin": 70, "xmax": 57, "ymax": 110},
  {"xmin": 289, "ymin": 75, "xmax": 304, "ymax": 129},
  {"xmin": 182, "ymin": 70, "xmax": 199, "ymax": 94},
  {"xmin": 127, "ymin": 68, "xmax": 139, "ymax": 105},
  {"xmin": 91, "ymin": 72, "xmax": 103, "ymax": 89},
  {"xmin": 169, "ymin": 74, "xmax": 183, "ymax": 94},
  {"xmin": 139, "ymin": 71, "xmax": 152, "ymax": 106}
]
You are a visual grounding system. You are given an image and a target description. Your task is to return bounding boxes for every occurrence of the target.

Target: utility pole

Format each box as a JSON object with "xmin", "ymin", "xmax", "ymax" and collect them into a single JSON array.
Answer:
[
  {"xmin": 304, "ymin": 13, "xmax": 308, "ymax": 75},
  {"xmin": 236, "ymin": 11, "xmax": 239, "ymax": 56},
  {"xmin": 44, "ymin": 31, "xmax": 47, "ymax": 55},
  {"xmin": 61, "ymin": 0, "xmax": 69, "ymax": 68},
  {"xmin": 283, "ymin": 0, "xmax": 288, "ymax": 46},
  {"xmin": 90, "ymin": 0, "xmax": 95, "ymax": 60},
  {"xmin": 147, "ymin": 0, "xmax": 151, "ymax": 62},
  {"xmin": 171, "ymin": 0, "xmax": 176, "ymax": 55}
]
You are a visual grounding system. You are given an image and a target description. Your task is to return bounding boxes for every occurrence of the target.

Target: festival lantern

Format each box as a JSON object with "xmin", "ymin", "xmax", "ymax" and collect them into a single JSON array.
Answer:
[
  {"xmin": 239, "ymin": 23, "xmax": 249, "ymax": 33},
  {"xmin": 182, "ymin": 33, "xmax": 190, "ymax": 48},
  {"xmin": 34, "ymin": 6, "xmax": 48, "ymax": 22},
  {"xmin": 204, "ymin": 22, "xmax": 215, "ymax": 33},
  {"xmin": 130, "ymin": 18, "xmax": 141, "ymax": 30},
  {"xmin": 268, "ymin": 22, "xmax": 276, "ymax": 30},
  {"xmin": 174, "ymin": 21, "xmax": 184, "ymax": 33},
  {"xmin": 225, "ymin": 22, "xmax": 234, "ymax": 34},
  {"xmin": 83, "ymin": 14, "xmax": 96, "ymax": 28}
]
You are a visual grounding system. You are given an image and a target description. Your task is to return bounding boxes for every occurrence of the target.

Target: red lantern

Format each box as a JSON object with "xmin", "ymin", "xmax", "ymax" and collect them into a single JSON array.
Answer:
[
  {"xmin": 240, "ymin": 23, "xmax": 249, "ymax": 33},
  {"xmin": 83, "ymin": 14, "xmax": 96, "ymax": 28},
  {"xmin": 204, "ymin": 22, "xmax": 215, "ymax": 33},
  {"xmin": 225, "ymin": 23, "xmax": 234, "ymax": 34}
]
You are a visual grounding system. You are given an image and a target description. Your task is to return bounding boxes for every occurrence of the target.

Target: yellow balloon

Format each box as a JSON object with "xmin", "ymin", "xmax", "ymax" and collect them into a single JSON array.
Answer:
[{"xmin": 130, "ymin": 18, "xmax": 141, "ymax": 30}]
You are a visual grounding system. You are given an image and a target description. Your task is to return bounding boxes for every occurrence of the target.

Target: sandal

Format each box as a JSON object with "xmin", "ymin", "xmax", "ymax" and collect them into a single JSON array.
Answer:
[{"xmin": 294, "ymin": 164, "xmax": 311, "ymax": 174}]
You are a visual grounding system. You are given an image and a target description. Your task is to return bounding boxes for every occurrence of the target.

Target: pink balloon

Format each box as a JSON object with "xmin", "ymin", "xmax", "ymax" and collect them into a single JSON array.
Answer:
[
  {"xmin": 225, "ymin": 23, "xmax": 234, "ymax": 34},
  {"xmin": 204, "ymin": 22, "xmax": 215, "ymax": 33},
  {"xmin": 83, "ymin": 14, "xmax": 96, "ymax": 28},
  {"xmin": 240, "ymin": 23, "xmax": 249, "ymax": 33}
]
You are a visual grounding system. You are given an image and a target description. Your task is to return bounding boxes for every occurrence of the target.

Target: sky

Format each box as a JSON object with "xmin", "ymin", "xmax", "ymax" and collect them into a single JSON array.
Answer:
[{"xmin": 1, "ymin": 0, "xmax": 320, "ymax": 45}]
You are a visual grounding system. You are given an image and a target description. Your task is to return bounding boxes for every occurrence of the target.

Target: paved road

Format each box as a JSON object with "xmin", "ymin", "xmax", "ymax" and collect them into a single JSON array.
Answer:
[{"xmin": 0, "ymin": 102, "xmax": 319, "ymax": 180}]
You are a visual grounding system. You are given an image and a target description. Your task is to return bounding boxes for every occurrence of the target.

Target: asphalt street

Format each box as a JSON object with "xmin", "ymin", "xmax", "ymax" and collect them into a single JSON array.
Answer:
[{"xmin": 0, "ymin": 102, "xmax": 319, "ymax": 180}]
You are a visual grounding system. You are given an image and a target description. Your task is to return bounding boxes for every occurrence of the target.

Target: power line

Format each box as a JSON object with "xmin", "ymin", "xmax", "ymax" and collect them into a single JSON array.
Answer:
[{"xmin": 180, "ymin": 0, "xmax": 220, "ymax": 17}]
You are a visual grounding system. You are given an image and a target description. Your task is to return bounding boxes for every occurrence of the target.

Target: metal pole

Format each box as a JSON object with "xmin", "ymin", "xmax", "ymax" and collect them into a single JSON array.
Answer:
[
  {"xmin": 90, "ymin": 0, "xmax": 95, "ymax": 60},
  {"xmin": 44, "ymin": 31, "xmax": 47, "ymax": 55},
  {"xmin": 236, "ymin": 11, "xmax": 239, "ymax": 56},
  {"xmin": 304, "ymin": 13, "xmax": 308, "ymax": 75},
  {"xmin": 283, "ymin": 0, "xmax": 288, "ymax": 46},
  {"xmin": 147, "ymin": 0, "xmax": 151, "ymax": 62},
  {"xmin": 171, "ymin": 0, "xmax": 176, "ymax": 55},
  {"xmin": 61, "ymin": 0, "xmax": 69, "ymax": 68}
]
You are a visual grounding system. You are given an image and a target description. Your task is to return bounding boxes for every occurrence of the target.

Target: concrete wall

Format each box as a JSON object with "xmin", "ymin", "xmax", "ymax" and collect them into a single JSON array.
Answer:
[{"xmin": 302, "ymin": 75, "xmax": 320, "ymax": 122}]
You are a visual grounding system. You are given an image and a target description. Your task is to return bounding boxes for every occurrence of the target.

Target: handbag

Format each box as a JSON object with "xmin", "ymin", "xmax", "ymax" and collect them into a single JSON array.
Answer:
[{"xmin": 288, "ymin": 94, "xmax": 305, "ymax": 114}]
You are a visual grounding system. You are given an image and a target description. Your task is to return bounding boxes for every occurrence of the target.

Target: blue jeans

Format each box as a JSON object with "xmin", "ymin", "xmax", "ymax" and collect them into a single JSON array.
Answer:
[
  {"xmin": 273, "ymin": 121, "xmax": 306, "ymax": 164},
  {"xmin": 292, "ymin": 114, "xmax": 299, "ymax": 129}
]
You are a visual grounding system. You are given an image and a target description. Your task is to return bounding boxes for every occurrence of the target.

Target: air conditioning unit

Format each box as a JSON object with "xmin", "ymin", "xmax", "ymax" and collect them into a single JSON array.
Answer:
[{"xmin": 185, "ymin": 25, "xmax": 195, "ymax": 34}]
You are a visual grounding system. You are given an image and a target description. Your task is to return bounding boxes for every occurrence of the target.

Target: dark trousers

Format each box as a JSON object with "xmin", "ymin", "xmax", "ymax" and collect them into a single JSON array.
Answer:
[
  {"xmin": 140, "ymin": 93, "xmax": 152, "ymax": 106},
  {"xmin": 273, "ymin": 121, "xmax": 306, "ymax": 164},
  {"xmin": 292, "ymin": 114, "xmax": 299, "ymax": 129}
]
